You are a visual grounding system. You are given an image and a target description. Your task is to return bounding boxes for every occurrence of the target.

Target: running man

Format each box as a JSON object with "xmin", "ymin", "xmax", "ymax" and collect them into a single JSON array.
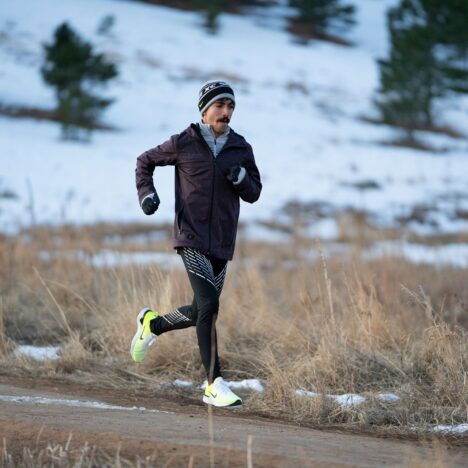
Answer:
[{"xmin": 131, "ymin": 80, "xmax": 262, "ymax": 407}]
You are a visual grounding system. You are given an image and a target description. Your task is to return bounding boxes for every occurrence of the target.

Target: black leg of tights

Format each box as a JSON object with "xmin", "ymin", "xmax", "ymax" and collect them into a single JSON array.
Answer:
[{"xmin": 149, "ymin": 248, "xmax": 228, "ymax": 382}]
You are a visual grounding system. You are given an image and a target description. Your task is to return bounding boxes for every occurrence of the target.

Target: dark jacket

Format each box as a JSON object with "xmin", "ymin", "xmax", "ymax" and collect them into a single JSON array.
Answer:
[{"xmin": 135, "ymin": 124, "xmax": 262, "ymax": 260}]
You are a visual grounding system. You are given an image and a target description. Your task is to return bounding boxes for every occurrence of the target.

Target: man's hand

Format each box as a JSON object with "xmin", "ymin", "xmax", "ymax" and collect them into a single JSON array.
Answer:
[
  {"xmin": 141, "ymin": 192, "xmax": 160, "ymax": 215},
  {"xmin": 226, "ymin": 165, "xmax": 246, "ymax": 184}
]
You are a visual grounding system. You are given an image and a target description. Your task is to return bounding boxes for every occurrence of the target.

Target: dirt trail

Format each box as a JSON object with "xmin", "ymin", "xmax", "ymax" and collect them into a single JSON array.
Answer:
[{"xmin": 0, "ymin": 379, "xmax": 466, "ymax": 467}]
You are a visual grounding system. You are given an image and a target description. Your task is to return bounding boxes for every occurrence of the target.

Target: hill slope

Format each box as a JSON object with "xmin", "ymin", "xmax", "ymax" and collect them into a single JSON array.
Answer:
[{"xmin": 0, "ymin": 0, "xmax": 467, "ymax": 237}]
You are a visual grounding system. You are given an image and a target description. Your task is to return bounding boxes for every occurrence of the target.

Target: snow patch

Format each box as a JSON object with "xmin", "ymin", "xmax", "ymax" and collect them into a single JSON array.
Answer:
[
  {"xmin": 39, "ymin": 249, "xmax": 184, "ymax": 269},
  {"xmin": 432, "ymin": 424, "xmax": 468, "ymax": 435},
  {"xmin": 0, "ymin": 394, "xmax": 171, "ymax": 413},
  {"xmin": 377, "ymin": 393, "xmax": 400, "ymax": 402},
  {"xmin": 332, "ymin": 393, "xmax": 367, "ymax": 407},
  {"xmin": 226, "ymin": 379, "xmax": 264, "ymax": 392},
  {"xmin": 173, "ymin": 379, "xmax": 193, "ymax": 388},
  {"xmin": 296, "ymin": 389, "xmax": 365, "ymax": 407},
  {"xmin": 296, "ymin": 390, "xmax": 400, "ymax": 407},
  {"xmin": 38, "ymin": 242, "xmax": 468, "ymax": 270},
  {"xmin": 365, "ymin": 242, "xmax": 468, "ymax": 269},
  {"xmin": 13, "ymin": 345, "xmax": 61, "ymax": 361}
]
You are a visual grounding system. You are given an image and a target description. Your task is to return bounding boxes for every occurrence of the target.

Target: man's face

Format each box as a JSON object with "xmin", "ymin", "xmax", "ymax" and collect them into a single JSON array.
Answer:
[{"xmin": 202, "ymin": 98, "xmax": 235, "ymax": 135}]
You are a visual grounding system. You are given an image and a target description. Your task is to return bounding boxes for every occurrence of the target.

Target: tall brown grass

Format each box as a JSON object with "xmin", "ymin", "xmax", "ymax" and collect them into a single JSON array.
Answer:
[
  {"xmin": 1, "ymin": 439, "xmax": 166, "ymax": 468},
  {"xmin": 0, "ymin": 225, "xmax": 467, "ymax": 438}
]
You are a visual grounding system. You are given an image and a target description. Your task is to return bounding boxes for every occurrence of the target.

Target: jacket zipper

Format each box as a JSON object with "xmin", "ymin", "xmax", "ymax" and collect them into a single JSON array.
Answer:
[
  {"xmin": 192, "ymin": 124, "xmax": 231, "ymax": 254},
  {"xmin": 208, "ymin": 158, "xmax": 216, "ymax": 253},
  {"xmin": 194, "ymin": 127, "xmax": 218, "ymax": 254}
]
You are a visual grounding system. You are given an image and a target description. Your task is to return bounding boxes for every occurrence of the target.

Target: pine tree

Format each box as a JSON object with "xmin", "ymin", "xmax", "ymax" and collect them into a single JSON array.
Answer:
[
  {"xmin": 187, "ymin": 0, "xmax": 225, "ymax": 34},
  {"xmin": 41, "ymin": 22, "xmax": 118, "ymax": 140},
  {"xmin": 289, "ymin": 0, "xmax": 356, "ymax": 36},
  {"xmin": 376, "ymin": 0, "xmax": 468, "ymax": 135},
  {"xmin": 376, "ymin": 16, "xmax": 437, "ymax": 130},
  {"xmin": 177, "ymin": 0, "xmax": 266, "ymax": 34},
  {"xmin": 203, "ymin": 0, "xmax": 224, "ymax": 34}
]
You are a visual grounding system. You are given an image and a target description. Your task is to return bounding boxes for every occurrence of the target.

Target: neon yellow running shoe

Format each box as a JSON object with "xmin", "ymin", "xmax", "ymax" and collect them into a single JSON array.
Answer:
[
  {"xmin": 130, "ymin": 307, "xmax": 158, "ymax": 363},
  {"xmin": 203, "ymin": 377, "xmax": 242, "ymax": 408}
]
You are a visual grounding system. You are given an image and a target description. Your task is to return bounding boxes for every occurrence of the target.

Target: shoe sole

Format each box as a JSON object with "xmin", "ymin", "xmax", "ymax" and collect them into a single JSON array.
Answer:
[
  {"xmin": 130, "ymin": 307, "xmax": 152, "ymax": 362},
  {"xmin": 202, "ymin": 395, "xmax": 242, "ymax": 408}
]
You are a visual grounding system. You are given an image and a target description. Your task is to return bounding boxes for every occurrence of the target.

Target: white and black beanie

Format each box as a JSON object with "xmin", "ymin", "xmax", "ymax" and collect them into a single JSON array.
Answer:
[{"xmin": 198, "ymin": 80, "xmax": 235, "ymax": 114}]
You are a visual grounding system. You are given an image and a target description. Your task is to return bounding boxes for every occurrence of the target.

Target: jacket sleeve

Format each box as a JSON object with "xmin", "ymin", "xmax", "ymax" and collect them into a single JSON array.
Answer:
[
  {"xmin": 233, "ymin": 145, "xmax": 262, "ymax": 204},
  {"xmin": 135, "ymin": 135, "xmax": 178, "ymax": 205}
]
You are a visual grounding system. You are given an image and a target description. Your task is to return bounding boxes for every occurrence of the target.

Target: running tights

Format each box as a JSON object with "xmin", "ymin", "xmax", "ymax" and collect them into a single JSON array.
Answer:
[{"xmin": 150, "ymin": 247, "xmax": 228, "ymax": 382}]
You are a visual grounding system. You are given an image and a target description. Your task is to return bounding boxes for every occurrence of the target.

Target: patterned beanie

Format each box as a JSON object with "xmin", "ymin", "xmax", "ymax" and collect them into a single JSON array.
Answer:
[{"xmin": 198, "ymin": 80, "xmax": 235, "ymax": 114}]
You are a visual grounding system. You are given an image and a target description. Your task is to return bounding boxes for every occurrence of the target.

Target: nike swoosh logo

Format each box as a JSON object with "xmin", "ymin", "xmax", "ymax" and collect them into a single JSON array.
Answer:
[
  {"xmin": 139, "ymin": 329, "xmax": 145, "ymax": 340},
  {"xmin": 209, "ymin": 391, "xmax": 217, "ymax": 398}
]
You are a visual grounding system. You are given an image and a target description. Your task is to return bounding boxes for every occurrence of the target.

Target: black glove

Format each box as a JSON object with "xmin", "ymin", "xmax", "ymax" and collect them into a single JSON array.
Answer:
[
  {"xmin": 226, "ymin": 165, "xmax": 242, "ymax": 183},
  {"xmin": 141, "ymin": 192, "xmax": 160, "ymax": 215}
]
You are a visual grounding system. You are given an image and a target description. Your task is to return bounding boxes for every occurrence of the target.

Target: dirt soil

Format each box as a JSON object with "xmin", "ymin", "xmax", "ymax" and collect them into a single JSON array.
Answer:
[{"xmin": 0, "ymin": 377, "xmax": 467, "ymax": 467}]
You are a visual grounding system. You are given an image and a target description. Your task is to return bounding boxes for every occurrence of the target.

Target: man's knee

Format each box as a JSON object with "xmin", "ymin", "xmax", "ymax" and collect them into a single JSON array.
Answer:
[
  {"xmin": 197, "ymin": 293, "xmax": 219, "ymax": 322},
  {"xmin": 188, "ymin": 309, "xmax": 198, "ymax": 326}
]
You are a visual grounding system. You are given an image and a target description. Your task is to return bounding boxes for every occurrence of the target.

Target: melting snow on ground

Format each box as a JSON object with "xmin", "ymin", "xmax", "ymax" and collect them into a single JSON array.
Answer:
[
  {"xmin": 377, "ymin": 393, "xmax": 400, "ymax": 402},
  {"xmin": 39, "ymin": 249, "xmax": 184, "ymax": 270},
  {"xmin": 226, "ymin": 379, "xmax": 265, "ymax": 392},
  {"xmin": 0, "ymin": 395, "xmax": 170, "ymax": 413},
  {"xmin": 364, "ymin": 242, "xmax": 468, "ymax": 269},
  {"xmin": 12, "ymin": 345, "xmax": 61, "ymax": 361},
  {"xmin": 295, "ymin": 389, "xmax": 400, "ymax": 407},
  {"xmin": 173, "ymin": 379, "xmax": 194, "ymax": 388},
  {"xmin": 37, "ymin": 241, "xmax": 468, "ymax": 270},
  {"xmin": 432, "ymin": 424, "xmax": 468, "ymax": 435},
  {"xmin": 2, "ymin": 378, "xmax": 466, "ymax": 434},
  {"xmin": 175, "ymin": 379, "xmax": 402, "ymax": 407}
]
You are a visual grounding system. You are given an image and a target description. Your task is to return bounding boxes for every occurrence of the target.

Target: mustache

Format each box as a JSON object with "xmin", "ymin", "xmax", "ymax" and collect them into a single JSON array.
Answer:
[{"xmin": 218, "ymin": 117, "xmax": 230, "ymax": 123}]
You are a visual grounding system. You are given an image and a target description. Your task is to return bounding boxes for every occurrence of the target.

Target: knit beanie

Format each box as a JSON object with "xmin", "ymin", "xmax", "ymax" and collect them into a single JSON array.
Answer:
[{"xmin": 198, "ymin": 80, "xmax": 235, "ymax": 114}]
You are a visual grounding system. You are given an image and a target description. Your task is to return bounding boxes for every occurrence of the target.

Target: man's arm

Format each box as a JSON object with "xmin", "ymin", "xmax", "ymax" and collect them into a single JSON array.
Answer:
[{"xmin": 135, "ymin": 135, "xmax": 178, "ymax": 207}]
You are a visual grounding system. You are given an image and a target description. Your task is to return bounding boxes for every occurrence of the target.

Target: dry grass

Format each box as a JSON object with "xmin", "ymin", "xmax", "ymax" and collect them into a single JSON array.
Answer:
[
  {"xmin": 1, "ymin": 439, "xmax": 173, "ymax": 468},
  {"xmin": 0, "ymin": 224, "xmax": 467, "ymax": 440}
]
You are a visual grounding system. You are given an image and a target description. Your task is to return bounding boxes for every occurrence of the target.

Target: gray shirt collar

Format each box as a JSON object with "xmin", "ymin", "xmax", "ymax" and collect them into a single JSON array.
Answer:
[{"xmin": 198, "ymin": 121, "xmax": 230, "ymax": 157}]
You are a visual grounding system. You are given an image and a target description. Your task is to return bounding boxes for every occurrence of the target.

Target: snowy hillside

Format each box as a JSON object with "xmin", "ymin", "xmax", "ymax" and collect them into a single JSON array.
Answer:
[{"xmin": 1, "ymin": 0, "xmax": 468, "ymax": 238}]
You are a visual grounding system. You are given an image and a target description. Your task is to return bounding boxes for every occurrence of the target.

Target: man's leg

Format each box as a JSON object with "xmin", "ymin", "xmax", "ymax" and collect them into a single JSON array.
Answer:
[
  {"xmin": 131, "ymin": 248, "xmax": 241, "ymax": 406},
  {"xmin": 150, "ymin": 300, "xmax": 197, "ymax": 335},
  {"xmin": 145, "ymin": 247, "xmax": 228, "ymax": 382},
  {"xmin": 179, "ymin": 248, "xmax": 227, "ymax": 382},
  {"xmin": 130, "ymin": 252, "xmax": 199, "ymax": 362}
]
